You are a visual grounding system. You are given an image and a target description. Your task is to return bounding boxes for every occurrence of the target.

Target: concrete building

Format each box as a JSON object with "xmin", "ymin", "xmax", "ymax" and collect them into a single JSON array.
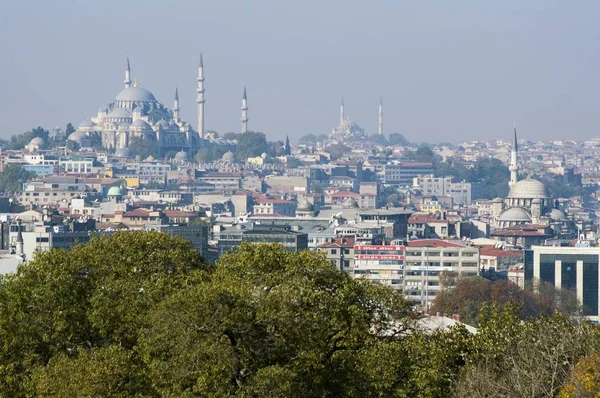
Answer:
[
  {"xmin": 382, "ymin": 162, "xmax": 435, "ymax": 186},
  {"xmin": 525, "ymin": 244, "xmax": 600, "ymax": 320},
  {"xmin": 404, "ymin": 239, "xmax": 479, "ymax": 307},
  {"xmin": 353, "ymin": 243, "xmax": 406, "ymax": 290},
  {"xmin": 412, "ymin": 175, "xmax": 472, "ymax": 205},
  {"xmin": 217, "ymin": 222, "xmax": 308, "ymax": 257}
]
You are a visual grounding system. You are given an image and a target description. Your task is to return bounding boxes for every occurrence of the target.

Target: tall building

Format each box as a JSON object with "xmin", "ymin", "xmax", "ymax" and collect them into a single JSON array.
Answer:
[{"xmin": 525, "ymin": 244, "xmax": 600, "ymax": 320}]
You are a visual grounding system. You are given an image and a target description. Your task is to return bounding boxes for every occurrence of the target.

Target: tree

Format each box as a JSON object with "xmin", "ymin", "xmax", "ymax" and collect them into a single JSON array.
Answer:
[
  {"xmin": 324, "ymin": 143, "xmax": 351, "ymax": 160},
  {"xmin": 139, "ymin": 243, "xmax": 419, "ymax": 397},
  {"xmin": 128, "ymin": 136, "xmax": 159, "ymax": 159},
  {"xmin": 388, "ymin": 133, "xmax": 411, "ymax": 146},
  {"xmin": 299, "ymin": 134, "xmax": 317, "ymax": 144},
  {"xmin": 430, "ymin": 276, "xmax": 576, "ymax": 327},
  {"xmin": 65, "ymin": 123, "xmax": 76, "ymax": 138},
  {"xmin": 0, "ymin": 231, "xmax": 207, "ymax": 396},
  {"xmin": 456, "ymin": 305, "xmax": 595, "ymax": 397},
  {"xmin": 0, "ymin": 164, "xmax": 35, "ymax": 194}
]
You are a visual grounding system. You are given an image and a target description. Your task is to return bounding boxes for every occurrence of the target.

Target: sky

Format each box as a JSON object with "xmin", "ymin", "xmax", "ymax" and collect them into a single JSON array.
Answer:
[{"xmin": 1, "ymin": 0, "xmax": 599, "ymax": 144}]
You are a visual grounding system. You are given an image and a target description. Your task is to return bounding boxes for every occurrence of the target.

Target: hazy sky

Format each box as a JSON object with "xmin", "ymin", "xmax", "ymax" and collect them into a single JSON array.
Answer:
[{"xmin": 1, "ymin": 0, "xmax": 599, "ymax": 143}]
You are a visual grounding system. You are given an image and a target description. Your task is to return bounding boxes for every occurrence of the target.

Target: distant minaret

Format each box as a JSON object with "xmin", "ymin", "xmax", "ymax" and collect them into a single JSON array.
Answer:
[
  {"xmin": 340, "ymin": 96, "xmax": 345, "ymax": 124},
  {"xmin": 241, "ymin": 87, "xmax": 249, "ymax": 133},
  {"xmin": 509, "ymin": 123, "xmax": 519, "ymax": 188},
  {"xmin": 173, "ymin": 88, "xmax": 180, "ymax": 123},
  {"xmin": 15, "ymin": 221, "xmax": 24, "ymax": 259},
  {"xmin": 124, "ymin": 57, "xmax": 131, "ymax": 89},
  {"xmin": 378, "ymin": 97, "xmax": 384, "ymax": 135},
  {"xmin": 197, "ymin": 54, "xmax": 205, "ymax": 139}
]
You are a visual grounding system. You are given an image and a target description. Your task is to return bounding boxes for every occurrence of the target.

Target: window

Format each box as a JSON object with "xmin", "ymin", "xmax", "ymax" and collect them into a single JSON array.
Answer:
[{"xmin": 331, "ymin": 249, "xmax": 337, "ymax": 255}]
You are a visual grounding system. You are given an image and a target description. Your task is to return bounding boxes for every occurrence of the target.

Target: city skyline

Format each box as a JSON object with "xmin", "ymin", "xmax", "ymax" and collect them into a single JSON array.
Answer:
[{"xmin": 1, "ymin": 1, "xmax": 600, "ymax": 143}]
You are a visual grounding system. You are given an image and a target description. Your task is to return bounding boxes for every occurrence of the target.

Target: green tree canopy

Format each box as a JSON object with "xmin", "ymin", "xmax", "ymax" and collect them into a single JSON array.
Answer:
[{"xmin": 0, "ymin": 164, "xmax": 35, "ymax": 194}]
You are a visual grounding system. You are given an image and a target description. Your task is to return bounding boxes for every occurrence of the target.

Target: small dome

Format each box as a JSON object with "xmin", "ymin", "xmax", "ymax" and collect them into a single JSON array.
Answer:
[
  {"xmin": 174, "ymin": 150, "xmax": 189, "ymax": 161},
  {"xmin": 547, "ymin": 208, "xmax": 567, "ymax": 220},
  {"xmin": 493, "ymin": 197, "xmax": 503, "ymax": 203},
  {"xmin": 114, "ymin": 148, "xmax": 133, "ymax": 158},
  {"xmin": 106, "ymin": 108, "xmax": 132, "ymax": 119},
  {"xmin": 79, "ymin": 120, "xmax": 96, "ymax": 128},
  {"xmin": 222, "ymin": 151, "xmax": 235, "ymax": 162},
  {"xmin": 118, "ymin": 122, "xmax": 131, "ymax": 129},
  {"xmin": 29, "ymin": 137, "xmax": 45, "ymax": 145},
  {"xmin": 156, "ymin": 119, "xmax": 170, "ymax": 129},
  {"xmin": 107, "ymin": 186, "xmax": 122, "ymax": 197},
  {"xmin": 508, "ymin": 177, "xmax": 549, "ymax": 199},
  {"xmin": 115, "ymin": 86, "xmax": 157, "ymax": 102},
  {"xmin": 68, "ymin": 131, "xmax": 87, "ymax": 142},
  {"xmin": 297, "ymin": 198, "xmax": 314, "ymax": 212},
  {"xmin": 130, "ymin": 119, "xmax": 152, "ymax": 130},
  {"xmin": 499, "ymin": 207, "xmax": 532, "ymax": 223},
  {"xmin": 343, "ymin": 197, "xmax": 359, "ymax": 209},
  {"xmin": 98, "ymin": 107, "xmax": 108, "ymax": 114}
]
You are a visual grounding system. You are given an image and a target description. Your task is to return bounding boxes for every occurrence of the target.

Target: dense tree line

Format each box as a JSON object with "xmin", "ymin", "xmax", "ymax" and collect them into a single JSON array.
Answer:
[
  {"xmin": 0, "ymin": 232, "xmax": 598, "ymax": 396},
  {"xmin": 0, "ymin": 164, "xmax": 35, "ymax": 194},
  {"xmin": 432, "ymin": 274, "xmax": 581, "ymax": 326}
]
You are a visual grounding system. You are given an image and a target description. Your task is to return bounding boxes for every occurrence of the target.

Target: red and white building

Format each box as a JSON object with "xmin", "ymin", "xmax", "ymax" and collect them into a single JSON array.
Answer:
[{"xmin": 353, "ymin": 244, "xmax": 406, "ymax": 289}]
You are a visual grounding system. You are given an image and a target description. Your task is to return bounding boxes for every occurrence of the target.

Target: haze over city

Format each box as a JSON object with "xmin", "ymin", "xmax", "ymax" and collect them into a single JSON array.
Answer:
[{"xmin": 1, "ymin": 0, "xmax": 600, "ymax": 142}]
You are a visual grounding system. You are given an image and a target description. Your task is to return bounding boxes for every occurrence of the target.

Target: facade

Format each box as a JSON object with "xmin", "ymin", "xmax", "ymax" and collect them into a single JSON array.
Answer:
[
  {"xmin": 353, "ymin": 244, "xmax": 406, "ymax": 290},
  {"xmin": 217, "ymin": 223, "xmax": 308, "ymax": 257},
  {"xmin": 383, "ymin": 162, "xmax": 435, "ymax": 186},
  {"xmin": 317, "ymin": 237, "xmax": 355, "ymax": 272},
  {"xmin": 525, "ymin": 245, "xmax": 600, "ymax": 320},
  {"xmin": 145, "ymin": 224, "xmax": 209, "ymax": 259},
  {"xmin": 413, "ymin": 175, "xmax": 472, "ymax": 205},
  {"xmin": 404, "ymin": 240, "xmax": 479, "ymax": 307},
  {"xmin": 253, "ymin": 198, "xmax": 297, "ymax": 217}
]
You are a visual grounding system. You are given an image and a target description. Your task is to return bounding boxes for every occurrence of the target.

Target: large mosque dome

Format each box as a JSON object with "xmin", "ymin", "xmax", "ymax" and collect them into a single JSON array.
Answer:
[
  {"xmin": 508, "ymin": 177, "xmax": 549, "ymax": 199},
  {"xmin": 115, "ymin": 86, "xmax": 157, "ymax": 102}
]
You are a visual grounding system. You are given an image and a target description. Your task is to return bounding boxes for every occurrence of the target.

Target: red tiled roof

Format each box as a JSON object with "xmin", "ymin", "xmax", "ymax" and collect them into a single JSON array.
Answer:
[
  {"xmin": 406, "ymin": 239, "xmax": 465, "ymax": 248},
  {"xmin": 163, "ymin": 210, "xmax": 194, "ymax": 217},
  {"xmin": 479, "ymin": 247, "xmax": 523, "ymax": 257}
]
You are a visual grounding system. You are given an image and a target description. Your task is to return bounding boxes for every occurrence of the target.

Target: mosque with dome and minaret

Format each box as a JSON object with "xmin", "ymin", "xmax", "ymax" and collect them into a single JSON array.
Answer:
[
  {"xmin": 491, "ymin": 126, "xmax": 570, "ymax": 231},
  {"xmin": 68, "ymin": 56, "xmax": 244, "ymax": 158}
]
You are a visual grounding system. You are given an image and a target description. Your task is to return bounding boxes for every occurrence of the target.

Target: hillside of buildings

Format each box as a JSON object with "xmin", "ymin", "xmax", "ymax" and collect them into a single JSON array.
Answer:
[{"xmin": 0, "ymin": 231, "xmax": 597, "ymax": 397}]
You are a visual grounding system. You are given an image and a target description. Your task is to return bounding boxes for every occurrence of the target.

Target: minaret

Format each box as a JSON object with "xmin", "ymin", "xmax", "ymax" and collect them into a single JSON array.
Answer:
[
  {"xmin": 509, "ymin": 123, "xmax": 519, "ymax": 188},
  {"xmin": 378, "ymin": 97, "xmax": 384, "ymax": 135},
  {"xmin": 340, "ymin": 96, "xmax": 345, "ymax": 124},
  {"xmin": 124, "ymin": 57, "xmax": 131, "ymax": 89},
  {"xmin": 173, "ymin": 88, "xmax": 180, "ymax": 123},
  {"xmin": 197, "ymin": 54, "xmax": 205, "ymax": 139},
  {"xmin": 241, "ymin": 87, "xmax": 249, "ymax": 133},
  {"xmin": 15, "ymin": 221, "xmax": 24, "ymax": 259}
]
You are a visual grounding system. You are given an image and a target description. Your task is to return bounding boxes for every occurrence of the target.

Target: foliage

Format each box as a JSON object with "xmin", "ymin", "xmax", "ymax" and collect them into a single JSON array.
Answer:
[
  {"xmin": 224, "ymin": 131, "xmax": 269, "ymax": 160},
  {"xmin": 456, "ymin": 305, "xmax": 595, "ymax": 397},
  {"xmin": 325, "ymin": 143, "xmax": 351, "ymax": 160},
  {"xmin": 139, "ymin": 243, "xmax": 419, "ymax": 397},
  {"xmin": 559, "ymin": 352, "xmax": 600, "ymax": 397},
  {"xmin": 2, "ymin": 127, "xmax": 51, "ymax": 150},
  {"xmin": 65, "ymin": 122, "xmax": 76, "ymax": 138},
  {"xmin": 286, "ymin": 158, "xmax": 303, "ymax": 169},
  {"xmin": 430, "ymin": 276, "xmax": 580, "ymax": 327},
  {"xmin": 0, "ymin": 164, "xmax": 35, "ymax": 194},
  {"xmin": 436, "ymin": 157, "xmax": 510, "ymax": 199},
  {"xmin": 299, "ymin": 133, "xmax": 317, "ymax": 144},
  {"xmin": 128, "ymin": 136, "xmax": 159, "ymax": 159},
  {"xmin": 388, "ymin": 133, "xmax": 411, "ymax": 146},
  {"xmin": 267, "ymin": 140, "xmax": 285, "ymax": 157},
  {"xmin": 195, "ymin": 144, "xmax": 228, "ymax": 163},
  {"xmin": 0, "ymin": 231, "xmax": 207, "ymax": 396}
]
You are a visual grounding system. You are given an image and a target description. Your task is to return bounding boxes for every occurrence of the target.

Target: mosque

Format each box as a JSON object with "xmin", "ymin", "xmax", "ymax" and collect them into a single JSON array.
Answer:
[
  {"xmin": 492, "ymin": 127, "xmax": 568, "ymax": 228},
  {"xmin": 68, "ymin": 57, "xmax": 248, "ymax": 158}
]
